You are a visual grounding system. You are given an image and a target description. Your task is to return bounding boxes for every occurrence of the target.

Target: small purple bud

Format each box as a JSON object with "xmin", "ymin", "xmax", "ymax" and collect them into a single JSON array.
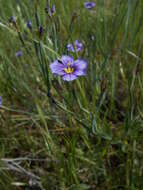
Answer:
[
  {"xmin": 15, "ymin": 51, "xmax": 23, "ymax": 57},
  {"xmin": 38, "ymin": 26, "xmax": 44, "ymax": 37},
  {"xmin": 45, "ymin": 4, "xmax": 56, "ymax": 17},
  {"xmin": 51, "ymin": 5, "xmax": 56, "ymax": 14},
  {"xmin": 74, "ymin": 40, "xmax": 83, "ymax": 52},
  {"xmin": 27, "ymin": 20, "xmax": 32, "ymax": 30},
  {"xmin": 9, "ymin": 16, "xmax": 17, "ymax": 27},
  {"xmin": 67, "ymin": 40, "xmax": 83, "ymax": 53},
  {"xmin": 84, "ymin": 2, "xmax": 96, "ymax": 9},
  {"xmin": 39, "ymin": 26, "xmax": 43, "ymax": 34},
  {"xmin": 0, "ymin": 96, "xmax": 2, "ymax": 107},
  {"xmin": 67, "ymin": 44, "xmax": 75, "ymax": 52}
]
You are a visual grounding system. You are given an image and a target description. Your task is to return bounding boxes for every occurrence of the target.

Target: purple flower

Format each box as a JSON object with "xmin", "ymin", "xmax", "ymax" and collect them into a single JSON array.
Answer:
[
  {"xmin": 84, "ymin": 2, "xmax": 96, "ymax": 9},
  {"xmin": 67, "ymin": 40, "xmax": 83, "ymax": 52},
  {"xmin": 0, "ymin": 96, "xmax": 2, "ymax": 106},
  {"xmin": 27, "ymin": 20, "xmax": 32, "ymax": 30},
  {"xmin": 45, "ymin": 4, "xmax": 56, "ymax": 17},
  {"xmin": 50, "ymin": 55, "xmax": 88, "ymax": 81},
  {"xmin": 15, "ymin": 51, "xmax": 23, "ymax": 57}
]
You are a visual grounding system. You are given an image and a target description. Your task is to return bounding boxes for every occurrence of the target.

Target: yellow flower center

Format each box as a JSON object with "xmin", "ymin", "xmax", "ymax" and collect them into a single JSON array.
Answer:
[{"xmin": 64, "ymin": 63, "xmax": 74, "ymax": 74}]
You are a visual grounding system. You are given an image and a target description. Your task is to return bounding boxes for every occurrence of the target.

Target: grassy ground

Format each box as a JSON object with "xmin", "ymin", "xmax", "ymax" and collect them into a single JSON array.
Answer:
[{"xmin": 0, "ymin": 0, "xmax": 143, "ymax": 189}]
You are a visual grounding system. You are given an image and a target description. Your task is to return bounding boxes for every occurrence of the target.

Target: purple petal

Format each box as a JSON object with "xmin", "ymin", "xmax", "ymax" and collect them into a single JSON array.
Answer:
[
  {"xmin": 74, "ymin": 59, "xmax": 88, "ymax": 71},
  {"xmin": 75, "ymin": 40, "xmax": 83, "ymax": 52},
  {"xmin": 84, "ymin": 2, "xmax": 96, "ymax": 9},
  {"xmin": 67, "ymin": 44, "xmax": 75, "ymax": 52},
  {"xmin": 75, "ymin": 40, "xmax": 82, "ymax": 47},
  {"xmin": 75, "ymin": 40, "xmax": 79, "ymax": 45},
  {"xmin": 50, "ymin": 60, "xmax": 65, "ymax": 75},
  {"xmin": 62, "ymin": 74, "xmax": 77, "ymax": 81},
  {"xmin": 73, "ymin": 69, "xmax": 86, "ymax": 76},
  {"xmin": 61, "ymin": 55, "xmax": 74, "ymax": 66}
]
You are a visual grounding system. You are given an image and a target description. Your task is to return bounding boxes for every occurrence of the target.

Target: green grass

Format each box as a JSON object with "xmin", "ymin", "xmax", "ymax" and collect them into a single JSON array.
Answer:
[{"xmin": 0, "ymin": 0, "xmax": 143, "ymax": 189}]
